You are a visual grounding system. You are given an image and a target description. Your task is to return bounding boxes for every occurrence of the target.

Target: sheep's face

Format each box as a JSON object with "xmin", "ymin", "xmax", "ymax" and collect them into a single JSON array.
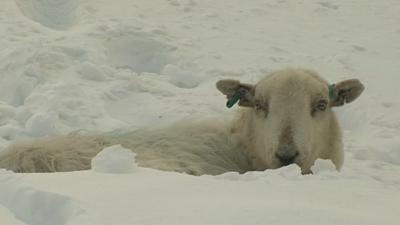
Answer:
[{"xmin": 217, "ymin": 69, "xmax": 364, "ymax": 173}]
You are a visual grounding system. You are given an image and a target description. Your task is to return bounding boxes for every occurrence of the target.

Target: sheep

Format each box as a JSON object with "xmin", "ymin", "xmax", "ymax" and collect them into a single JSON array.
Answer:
[
  {"xmin": 0, "ymin": 68, "xmax": 364, "ymax": 175},
  {"xmin": 0, "ymin": 120, "xmax": 251, "ymax": 175}
]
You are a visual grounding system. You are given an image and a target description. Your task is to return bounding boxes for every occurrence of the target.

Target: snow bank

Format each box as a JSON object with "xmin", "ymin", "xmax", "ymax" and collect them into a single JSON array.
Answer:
[
  {"xmin": 0, "ymin": 170, "xmax": 87, "ymax": 225},
  {"xmin": 91, "ymin": 145, "xmax": 137, "ymax": 174},
  {"xmin": 18, "ymin": 167, "xmax": 400, "ymax": 225},
  {"xmin": 15, "ymin": 0, "xmax": 80, "ymax": 30}
]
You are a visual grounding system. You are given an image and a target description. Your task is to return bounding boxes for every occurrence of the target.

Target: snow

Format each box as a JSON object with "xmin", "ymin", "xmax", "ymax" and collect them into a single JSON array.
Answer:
[
  {"xmin": 91, "ymin": 145, "xmax": 137, "ymax": 174},
  {"xmin": 0, "ymin": 170, "xmax": 87, "ymax": 225},
  {"xmin": 162, "ymin": 64, "xmax": 202, "ymax": 88},
  {"xmin": 2, "ymin": 168, "xmax": 399, "ymax": 225},
  {"xmin": 311, "ymin": 159, "xmax": 337, "ymax": 174},
  {"xmin": 0, "ymin": 0, "xmax": 400, "ymax": 224}
]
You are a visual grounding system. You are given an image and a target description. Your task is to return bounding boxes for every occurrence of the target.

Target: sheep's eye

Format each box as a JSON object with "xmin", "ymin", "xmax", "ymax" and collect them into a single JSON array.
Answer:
[{"xmin": 315, "ymin": 100, "xmax": 328, "ymax": 112}]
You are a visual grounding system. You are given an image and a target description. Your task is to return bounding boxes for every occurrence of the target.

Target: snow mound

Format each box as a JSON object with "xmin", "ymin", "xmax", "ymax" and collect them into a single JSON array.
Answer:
[
  {"xmin": 162, "ymin": 64, "xmax": 202, "ymax": 88},
  {"xmin": 106, "ymin": 33, "xmax": 176, "ymax": 73},
  {"xmin": 25, "ymin": 111, "xmax": 58, "ymax": 137},
  {"xmin": 76, "ymin": 62, "xmax": 107, "ymax": 81},
  {"xmin": 0, "ymin": 101, "xmax": 16, "ymax": 126},
  {"xmin": 0, "ymin": 170, "xmax": 85, "ymax": 225},
  {"xmin": 15, "ymin": 0, "xmax": 79, "ymax": 30},
  {"xmin": 311, "ymin": 159, "xmax": 337, "ymax": 174},
  {"xmin": 91, "ymin": 145, "xmax": 137, "ymax": 174}
]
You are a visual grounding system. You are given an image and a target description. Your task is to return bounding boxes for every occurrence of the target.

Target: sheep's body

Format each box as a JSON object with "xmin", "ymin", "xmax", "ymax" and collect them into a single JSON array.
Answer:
[
  {"xmin": 0, "ymin": 68, "xmax": 364, "ymax": 175},
  {"xmin": 0, "ymin": 119, "xmax": 251, "ymax": 175}
]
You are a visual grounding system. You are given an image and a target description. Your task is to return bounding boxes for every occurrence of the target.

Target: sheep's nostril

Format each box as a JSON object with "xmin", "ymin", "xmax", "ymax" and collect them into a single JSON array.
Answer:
[{"xmin": 275, "ymin": 151, "xmax": 299, "ymax": 166}]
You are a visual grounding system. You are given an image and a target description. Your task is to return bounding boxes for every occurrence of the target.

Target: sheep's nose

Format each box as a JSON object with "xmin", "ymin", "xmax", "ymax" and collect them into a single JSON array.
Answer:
[{"xmin": 275, "ymin": 151, "xmax": 299, "ymax": 166}]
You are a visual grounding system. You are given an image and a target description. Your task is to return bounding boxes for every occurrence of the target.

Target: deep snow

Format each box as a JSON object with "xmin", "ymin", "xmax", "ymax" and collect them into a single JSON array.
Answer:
[{"xmin": 0, "ymin": 0, "xmax": 399, "ymax": 224}]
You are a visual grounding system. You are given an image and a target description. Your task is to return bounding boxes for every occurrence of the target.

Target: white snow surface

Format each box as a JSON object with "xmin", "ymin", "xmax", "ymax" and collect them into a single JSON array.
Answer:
[
  {"xmin": 91, "ymin": 145, "xmax": 137, "ymax": 174},
  {"xmin": 0, "ymin": 0, "xmax": 399, "ymax": 224}
]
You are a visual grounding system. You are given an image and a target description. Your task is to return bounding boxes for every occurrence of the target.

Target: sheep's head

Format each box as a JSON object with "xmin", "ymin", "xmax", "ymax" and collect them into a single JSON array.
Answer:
[{"xmin": 217, "ymin": 69, "xmax": 364, "ymax": 173}]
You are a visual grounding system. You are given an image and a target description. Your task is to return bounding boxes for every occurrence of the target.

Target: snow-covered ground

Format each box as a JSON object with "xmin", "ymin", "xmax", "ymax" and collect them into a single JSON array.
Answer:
[{"xmin": 0, "ymin": 0, "xmax": 399, "ymax": 224}]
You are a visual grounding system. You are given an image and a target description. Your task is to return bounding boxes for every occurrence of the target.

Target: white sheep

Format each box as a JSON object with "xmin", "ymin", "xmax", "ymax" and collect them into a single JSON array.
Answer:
[{"xmin": 0, "ymin": 68, "xmax": 364, "ymax": 175}]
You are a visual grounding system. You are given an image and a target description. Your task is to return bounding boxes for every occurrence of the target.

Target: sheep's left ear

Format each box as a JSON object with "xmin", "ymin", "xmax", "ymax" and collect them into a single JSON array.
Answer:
[
  {"xmin": 216, "ymin": 79, "xmax": 255, "ymax": 108},
  {"xmin": 330, "ymin": 79, "xmax": 365, "ymax": 107}
]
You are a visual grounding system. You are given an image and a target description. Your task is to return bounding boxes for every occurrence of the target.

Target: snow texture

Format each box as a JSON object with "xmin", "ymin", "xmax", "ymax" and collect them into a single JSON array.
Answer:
[
  {"xmin": 91, "ymin": 145, "xmax": 137, "ymax": 174},
  {"xmin": 0, "ymin": 0, "xmax": 399, "ymax": 224}
]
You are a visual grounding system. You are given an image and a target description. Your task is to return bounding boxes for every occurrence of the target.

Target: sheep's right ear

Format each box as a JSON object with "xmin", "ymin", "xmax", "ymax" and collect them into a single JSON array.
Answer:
[{"xmin": 216, "ymin": 79, "xmax": 255, "ymax": 108}]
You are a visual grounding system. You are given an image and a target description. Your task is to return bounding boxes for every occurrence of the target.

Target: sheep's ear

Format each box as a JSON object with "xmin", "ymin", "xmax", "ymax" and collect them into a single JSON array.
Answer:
[
  {"xmin": 330, "ymin": 79, "xmax": 365, "ymax": 107},
  {"xmin": 216, "ymin": 79, "xmax": 255, "ymax": 108}
]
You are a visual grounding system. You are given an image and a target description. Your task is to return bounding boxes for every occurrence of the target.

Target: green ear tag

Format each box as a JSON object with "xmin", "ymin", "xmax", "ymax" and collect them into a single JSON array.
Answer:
[
  {"xmin": 329, "ymin": 84, "xmax": 337, "ymax": 101},
  {"xmin": 226, "ymin": 91, "xmax": 243, "ymax": 108}
]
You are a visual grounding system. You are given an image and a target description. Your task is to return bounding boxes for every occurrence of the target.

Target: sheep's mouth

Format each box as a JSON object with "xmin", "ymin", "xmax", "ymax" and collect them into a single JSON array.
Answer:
[{"xmin": 280, "ymin": 161, "xmax": 295, "ymax": 167}]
